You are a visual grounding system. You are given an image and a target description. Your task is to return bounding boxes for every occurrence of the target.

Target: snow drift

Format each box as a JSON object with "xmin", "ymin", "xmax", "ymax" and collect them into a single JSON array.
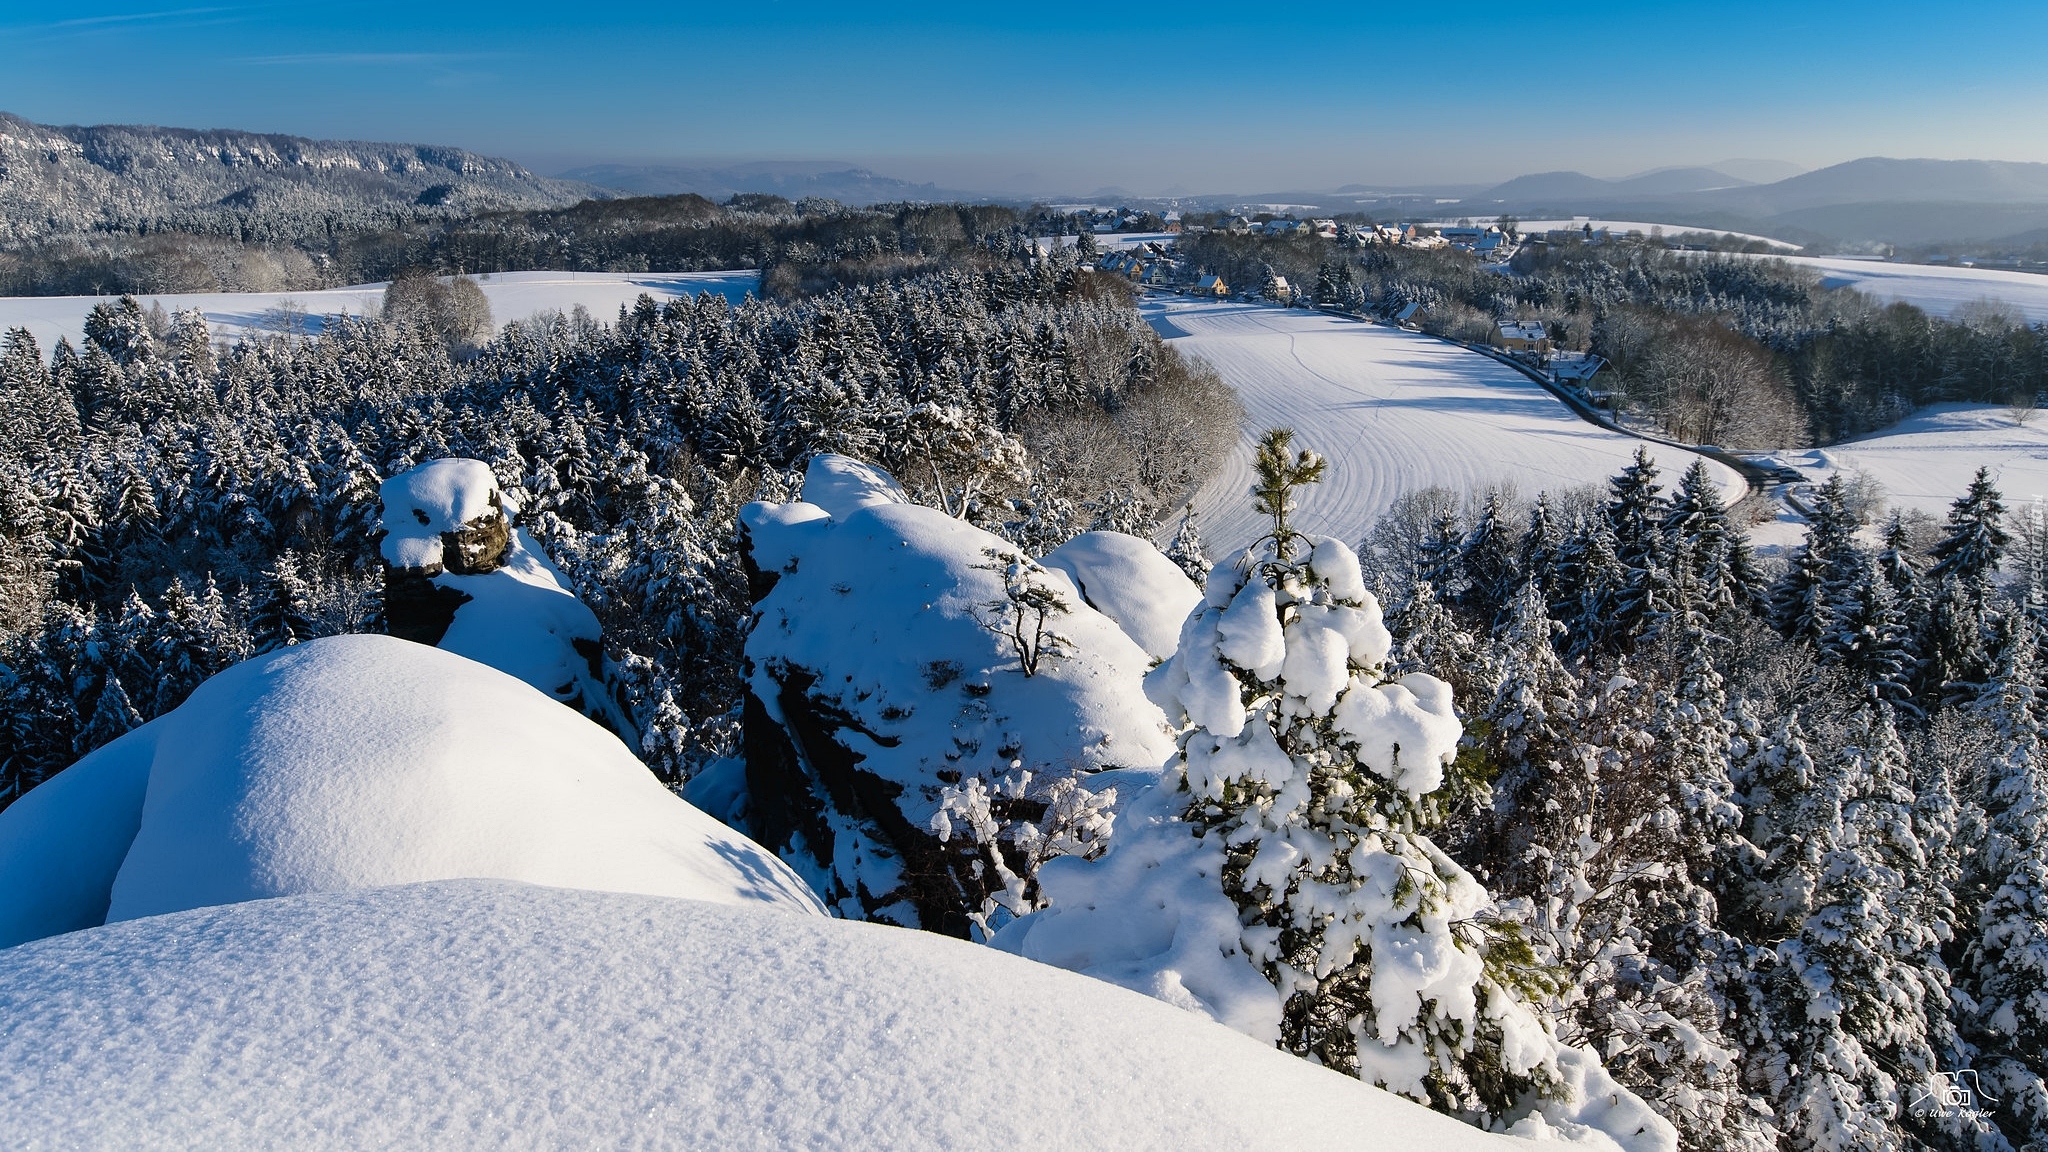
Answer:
[
  {"xmin": 0, "ymin": 634, "xmax": 820, "ymax": 947},
  {"xmin": 738, "ymin": 454, "xmax": 1177, "ymax": 932},
  {"xmin": 0, "ymin": 879, "xmax": 1532, "ymax": 1150},
  {"xmin": 1041, "ymin": 530, "xmax": 1201, "ymax": 661}
]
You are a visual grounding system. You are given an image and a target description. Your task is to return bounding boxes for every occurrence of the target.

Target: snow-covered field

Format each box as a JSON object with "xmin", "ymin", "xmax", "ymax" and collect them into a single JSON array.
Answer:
[
  {"xmin": 1771, "ymin": 255, "xmax": 2048, "ymax": 325},
  {"xmin": 1483, "ymin": 219, "xmax": 1800, "ymax": 251},
  {"xmin": 1037, "ymin": 231, "xmax": 1178, "ymax": 252},
  {"xmin": 0, "ymin": 269, "xmax": 761, "ymax": 351},
  {"xmin": 0, "ymin": 879, "xmax": 1526, "ymax": 1150},
  {"xmin": 1751, "ymin": 403, "xmax": 2048, "ymax": 523},
  {"xmin": 1145, "ymin": 299, "xmax": 1744, "ymax": 555}
]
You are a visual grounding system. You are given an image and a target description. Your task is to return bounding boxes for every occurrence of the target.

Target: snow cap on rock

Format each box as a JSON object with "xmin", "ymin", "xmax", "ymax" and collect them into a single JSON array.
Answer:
[
  {"xmin": 378, "ymin": 458, "xmax": 508, "ymax": 571},
  {"xmin": 799, "ymin": 453, "xmax": 909, "ymax": 519}
]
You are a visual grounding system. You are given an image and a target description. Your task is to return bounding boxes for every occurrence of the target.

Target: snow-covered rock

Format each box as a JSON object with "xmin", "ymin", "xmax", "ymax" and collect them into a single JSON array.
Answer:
[
  {"xmin": 0, "ymin": 879, "xmax": 1532, "ymax": 1150},
  {"xmin": 1041, "ymin": 530, "xmax": 1201, "ymax": 661},
  {"xmin": 738, "ymin": 455, "xmax": 1177, "ymax": 932},
  {"xmin": 378, "ymin": 458, "xmax": 632, "ymax": 734},
  {"xmin": 0, "ymin": 635, "xmax": 821, "ymax": 947}
]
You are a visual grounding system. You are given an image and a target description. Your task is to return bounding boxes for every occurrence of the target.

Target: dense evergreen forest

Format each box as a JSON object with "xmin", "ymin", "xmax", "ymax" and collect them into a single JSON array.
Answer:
[
  {"xmin": 0, "ymin": 192, "xmax": 1027, "ymax": 301},
  {"xmin": 0, "ymin": 241, "xmax": 1235, "ymax": 796}
]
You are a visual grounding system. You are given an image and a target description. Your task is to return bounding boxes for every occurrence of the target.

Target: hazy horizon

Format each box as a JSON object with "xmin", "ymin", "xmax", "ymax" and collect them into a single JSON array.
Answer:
[{"xmin": 5, "ymin": 0, "xmax": 2047, "ymax": 198}]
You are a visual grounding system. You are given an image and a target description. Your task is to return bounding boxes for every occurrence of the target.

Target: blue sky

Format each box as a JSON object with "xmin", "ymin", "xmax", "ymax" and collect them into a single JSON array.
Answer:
[{"xmin": 3, "ymin": 0, "xmax": 2045, "ymax": 194}]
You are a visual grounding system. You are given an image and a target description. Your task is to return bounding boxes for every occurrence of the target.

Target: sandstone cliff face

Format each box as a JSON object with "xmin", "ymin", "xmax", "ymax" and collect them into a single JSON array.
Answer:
[{"xmin": 736, "ymin": 456, "xmax": 1175, "ymax": 933}]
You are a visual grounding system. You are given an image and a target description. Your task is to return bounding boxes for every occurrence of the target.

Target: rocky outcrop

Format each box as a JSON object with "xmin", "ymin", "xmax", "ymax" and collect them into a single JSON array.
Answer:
[
  {"xmin": 375, "ymin": 460, "xmax": 634, "ymax": 739},
  {"xmin": 736, "ymin": 455, "xmax": 1177, "ymax": 933}
]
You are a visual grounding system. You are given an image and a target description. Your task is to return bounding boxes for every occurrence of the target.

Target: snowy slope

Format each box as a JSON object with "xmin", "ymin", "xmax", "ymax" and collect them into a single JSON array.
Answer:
[
  {"xmin": 0, "ymin": 879, "xmax": 1532, "ymax": 1151},
  {"xmin": 1145, "ymin": 299, "xmax": 1744, "ymax": 555},
  {"xmin": 0, "ymin": 269, "xmax": 760, "ymax": 352},
  {"xmin": 1468, "ymin": 219, "xmax": 1799, "ymax": 250},
  {"xmin": 0, "ymin": 635, "xmax": 820, "ymax": 947},
  {"xmin": 1754, "ymin": 403, "xmax": 2048, "ymax": 520},
  {"xmin": 1773, "ymin": 256, "xmax": 2048, "ymax": 324}
]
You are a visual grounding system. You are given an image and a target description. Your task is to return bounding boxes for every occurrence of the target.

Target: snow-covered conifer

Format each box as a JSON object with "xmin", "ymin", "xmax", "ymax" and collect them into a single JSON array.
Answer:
[
  {"xmin": 1928, "ymin": 467, "xmax": 2009, "ymax": 594},
  {"xmin": 1166, "ymin": 504, "xmax": 1212, "ymax": 584},
  {"xmin": 1959, "ymin": 612, "xmax": 2048, "ymax": 1146},
  {"xmin": 1137, "ymin": 430, "xmax": 1672, "ymax": 1146}
]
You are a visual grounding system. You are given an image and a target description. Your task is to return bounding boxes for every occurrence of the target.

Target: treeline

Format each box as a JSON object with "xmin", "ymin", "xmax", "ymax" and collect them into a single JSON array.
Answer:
[
  {"xmin": 1350, "ymin": 454, "xmax": 2047, "ymax": 1151},
  {"xmin": 1178, "ymin": 230, "xmax": 2048, "ymax": 446},
  {"xmin": 0, "ymin": 193, "xmax": 1029, "ymax": 301},
  {"xmin": 0, "ymin": 241, "xmax": 1235, "ymax": 801}
]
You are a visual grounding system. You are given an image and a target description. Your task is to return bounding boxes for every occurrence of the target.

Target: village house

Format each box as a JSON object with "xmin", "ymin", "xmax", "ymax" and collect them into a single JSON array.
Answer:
[
  {"xmin": 1495, "ymin": 320, "xmax": 1552, "ymax": 355},
  {"xmin": 1439, "ymin": 225, "xmax": 1505, "ymax": 255},
  {"xmin": 1265, "ymin": 275, "xmax": 1293, "ymax": 303},
  {"xmin": 1192, "ymin": 273, "xmax": 1230, "ymax": 298},
  {"xmin": 1395, "ymin": 302, "xmax": 1428, "ymax": 328}
]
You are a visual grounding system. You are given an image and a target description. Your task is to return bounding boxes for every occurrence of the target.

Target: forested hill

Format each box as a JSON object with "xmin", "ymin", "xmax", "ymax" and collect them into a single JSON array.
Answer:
[{"xmin": 0, "ymin": 112, "xmax": 606, "ymax": 247}]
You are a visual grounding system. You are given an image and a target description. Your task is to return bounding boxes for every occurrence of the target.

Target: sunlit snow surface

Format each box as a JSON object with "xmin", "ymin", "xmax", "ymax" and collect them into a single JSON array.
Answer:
[
  {"xmin": 0, "ymin": 879, "xmax": 1529, "ymax": 1151},
  {"xmin": 0, "ymin": 269, "xmax": 761, "ymax": 351},
  {"xmin": 1754, "ymin": 403, "xmax": 2048, "ymax": 523},
  {"xmin": 1772, "ymin": 256, "xmax": 2048, "ymax": 325},
  {"xmin": 0, "ymin": 635, "xmax": 821, "ymax": 948},
  {"xmin": 1145, "ymin": 299, "xmax": 1742, "ymax": 556}
]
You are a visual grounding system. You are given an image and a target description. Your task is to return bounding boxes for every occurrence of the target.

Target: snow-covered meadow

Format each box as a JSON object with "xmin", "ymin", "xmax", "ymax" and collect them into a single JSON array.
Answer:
[
  {"xmin": 0, "ymin": 269, "xmax": 761, "ymax": 351},
  {"xmin": 1143, "ymin": 299, "xmax": 1744, "ymax": 555},
  {"xmin": 1471, "ymin": 219, "xmax": 1800, "ymax": 251},
  {"xmin": 1772, "ymin": 256, "xmax": 2048, "ymax": 325},
  {"xmin": 1752, "ymin": 402, "xmax": 2048, "ymax": 522}
]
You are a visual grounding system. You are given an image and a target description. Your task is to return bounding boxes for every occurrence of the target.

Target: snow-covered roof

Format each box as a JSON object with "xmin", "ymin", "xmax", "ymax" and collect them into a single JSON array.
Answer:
[
  {"xmin": 0, "ymin": 878, "xmax": 1528, "ymax": 1149},
  {"xmin": 1497, "ymin": 321, "xmax": 1548, "ymax": 341},
  {"xmin": 0, "ymin": 634, "xmax": 821, "ymax": 948}
]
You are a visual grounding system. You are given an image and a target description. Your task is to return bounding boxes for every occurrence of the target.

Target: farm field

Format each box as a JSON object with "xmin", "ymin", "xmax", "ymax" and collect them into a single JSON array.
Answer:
[
  {"xmin": 1773, "ymin": 256, "xmax": 2048, "ymax": 324},
  {"xmin": 1142, "ymin": 298, "xmax": 1744, "ymax": 556},
  {"xmin": 0, "ymin": 270, "xmax": 762, "ymax": 352},
  {"xmin": 1752, "ymin": 403, "xmax": 2048, "ymax": 523}
]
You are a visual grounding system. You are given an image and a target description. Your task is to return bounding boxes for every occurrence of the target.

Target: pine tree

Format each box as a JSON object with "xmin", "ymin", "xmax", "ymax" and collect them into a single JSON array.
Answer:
[
  {"xmin": 1458, "ymin": 490, "xmax": 1521, "ymax": 625},
  {"xmin": 1742, "ymin": 705, "xmax": 1949, "ymax": 1152},
  {"xmin": 249, "ymin": 550, "xmax": 314, "ymax": 654},
  {"xmin": 1771, "ymin": 475, "xmax": 1861, "ymax": 647},
  {"xmin": 1155, "ymin": 431, "xmax": 1633, "ymax": 1133},
  {"xmin": 1876, "ymin": 512, "xmax": 1923, "ymax": 602},
  {"xmin": 1606, "ymin": 447, "xmax": 1668, "ymax": 576},
  {"xmin": 1518, "ymin": 492, "xmax": 1566, "ymax": 604},
  {"xmin": 1959, "ymin": 612, "xmax": 2048, "ymax": 1147},
  {"xmin": 1928, "ymin": 466, "xmax": 2009, "ymax": 594},
  {"xmin": 1166, "ymin": 504, "xmax": 1212, "ymax": 583},
  {"xmin": 1664, "ymin": 457, "xmax": 1765, "ymax": 617},
  {"xmin": 79, "ymin": 671, "xmax": 144, "ymax": 754},
  {"xmin": 1824, "ymin": 555, "xmax": 1918, "ymax": 711}
]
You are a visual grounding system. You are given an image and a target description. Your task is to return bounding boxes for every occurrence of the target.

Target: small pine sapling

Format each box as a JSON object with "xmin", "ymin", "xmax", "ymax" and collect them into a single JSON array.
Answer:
[{"xmin": 975, "ymin": 548, "xmax": 1075, "ymax": 677}]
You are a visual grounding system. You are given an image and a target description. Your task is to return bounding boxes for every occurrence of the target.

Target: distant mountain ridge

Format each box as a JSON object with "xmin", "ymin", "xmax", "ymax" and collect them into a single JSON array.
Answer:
[
  {"xmin": 560, "ymin": 160, "xmax": 989, "ymax": 206},
  {"xmin": 1479, "ymin": 167, "xmax": 1754, "ymax": 202},
  {"xmin": 1464, "ymin": 157, "xmax": 2048, "ymax": 247},
  {"xmin": 0, "ymin": 111, "xmax": 605, "ymax": 247}
]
